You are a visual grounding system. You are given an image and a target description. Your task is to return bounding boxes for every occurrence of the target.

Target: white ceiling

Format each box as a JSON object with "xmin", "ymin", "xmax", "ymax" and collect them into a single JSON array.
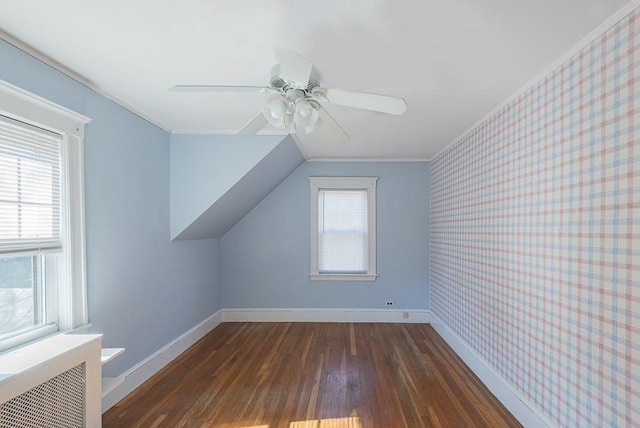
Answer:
[{"xmin": 0, "ymin": 0, "xmax": 631, "ymax": 160}]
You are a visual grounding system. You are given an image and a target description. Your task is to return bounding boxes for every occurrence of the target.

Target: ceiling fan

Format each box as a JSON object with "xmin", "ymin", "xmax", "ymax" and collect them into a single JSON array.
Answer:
[{"xmin": 170, "ymin": 52, "xmax": 407, "ymax": 144}]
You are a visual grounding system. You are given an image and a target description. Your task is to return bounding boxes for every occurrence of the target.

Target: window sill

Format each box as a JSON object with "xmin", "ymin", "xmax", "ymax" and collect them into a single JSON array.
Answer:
[
  {"xmin": 0, "ymin": 324, "xmax": 59, "ymax": 354},
  {"xmin": 310, "ymin": 274, "xmax": 378, "ymax": 281}
]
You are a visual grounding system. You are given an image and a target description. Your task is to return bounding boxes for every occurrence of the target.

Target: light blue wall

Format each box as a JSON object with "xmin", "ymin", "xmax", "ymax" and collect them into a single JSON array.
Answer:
[
  {"xmin": 169, "ymin": 133, "xmax": 286, "ymax": 239},
  {"xmin": 170, "ymin": 134, "xmax": 304, "ymax": 240},
  {"xmin": 221, "ymin": 161, "xmax": 430, "ymax": 309},
  {"xmin": 0, "ymin": 39, "xmax": 222, "ymax": 377}
]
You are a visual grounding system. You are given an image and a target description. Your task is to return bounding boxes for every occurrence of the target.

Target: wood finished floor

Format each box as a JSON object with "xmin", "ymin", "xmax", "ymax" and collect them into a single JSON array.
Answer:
[{"xmin": 102, "ymin": 323, "xmax": 521, "ymax": 428}]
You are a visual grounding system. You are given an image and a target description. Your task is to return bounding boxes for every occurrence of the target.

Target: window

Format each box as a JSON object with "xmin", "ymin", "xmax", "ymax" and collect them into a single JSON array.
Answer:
[
  {"xmin": 0, "ymin": 80, "xmax": 89, "ymax": 352},
  {"xmin": 309, "ymin": 177, "xmax": 377, "ymax": 281}
]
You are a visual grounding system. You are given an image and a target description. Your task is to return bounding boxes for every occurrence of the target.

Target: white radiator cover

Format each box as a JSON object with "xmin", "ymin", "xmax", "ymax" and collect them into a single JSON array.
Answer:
[{"xmin": 0, "ymin": 334, "xmax": 102, "ymax": 428}]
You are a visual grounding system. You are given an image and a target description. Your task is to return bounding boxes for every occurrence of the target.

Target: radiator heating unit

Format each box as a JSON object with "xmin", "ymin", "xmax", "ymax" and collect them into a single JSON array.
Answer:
[{"xmin": 0, "ymin": 334, "xmax": 102, "ymax": 428}]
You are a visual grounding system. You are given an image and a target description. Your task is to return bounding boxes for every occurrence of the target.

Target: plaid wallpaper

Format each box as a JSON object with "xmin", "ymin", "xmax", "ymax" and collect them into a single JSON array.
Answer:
[{"xmin": 431, "ymin": 8, "xmax": 640, "ymax": 428}]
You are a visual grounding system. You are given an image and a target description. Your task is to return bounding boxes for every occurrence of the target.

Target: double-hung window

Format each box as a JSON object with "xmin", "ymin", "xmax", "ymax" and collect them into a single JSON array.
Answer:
[
  {"xmin": 0, "ymin": 80, "xmax": 89, "ymax": 352},
  {"xmin": 309, "ymin": 177, "xmax": 377, "ymax": 281}
]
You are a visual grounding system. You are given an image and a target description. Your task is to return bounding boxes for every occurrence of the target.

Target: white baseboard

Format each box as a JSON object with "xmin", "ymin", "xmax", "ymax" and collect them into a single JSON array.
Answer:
[
  {"xmin": 222, "ymin": 308, "xmax": 431, "ymax": 323},
  {"xmin": 429, "ymin": 313, "xmax": 552, "ymax": 428},
  {"xmin": 101, "ymin": 309, "xmax": 223, "ymax": 413}
]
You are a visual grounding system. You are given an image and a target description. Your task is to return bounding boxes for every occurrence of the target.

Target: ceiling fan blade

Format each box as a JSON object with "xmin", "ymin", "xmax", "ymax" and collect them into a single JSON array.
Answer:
[
  {"xmin": 316, "ymin": 106, "xmax": 349, "ymax": 144},
  {"xmin": 170, "ymin": 85, "xmax": 279, "ymax": 93},
  {"xmin": 237, "ymin": 112, "xmax": 269, "ymax": 135},
  {"xmin": 323, "ymin": 88, "xmax": 407, "ymax": 115},
  {"xmin": 276, "ymin": 51, "xmax": 312, "ymax": 89}
]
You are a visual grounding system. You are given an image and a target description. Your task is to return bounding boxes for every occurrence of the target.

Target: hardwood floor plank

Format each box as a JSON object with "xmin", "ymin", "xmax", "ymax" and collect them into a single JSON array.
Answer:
[{"xmin": 103, "ymin": 323, "xmax": 521, "ymax": 428}]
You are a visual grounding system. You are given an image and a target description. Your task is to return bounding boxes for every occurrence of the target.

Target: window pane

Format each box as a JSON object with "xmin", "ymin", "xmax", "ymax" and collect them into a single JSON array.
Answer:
[
  {"xmin": 318, "ymin": 190, "xmax": 368, "ymax": 273},
  {"xmin": 0, "ymin": 115, "xmax": 62, "ymax": 253},
  {"xmin": 0, "ymin": 255, "xmax": 44, "ymax": 338}
]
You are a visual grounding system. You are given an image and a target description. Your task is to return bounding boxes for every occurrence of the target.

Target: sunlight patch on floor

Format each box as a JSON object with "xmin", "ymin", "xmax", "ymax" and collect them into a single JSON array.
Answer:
[
  {"xmin": 230, "ymin": 425, "xmax": 269, "ymax": 428},
  {"xmin": 289, "ymin": 416, "xmax": 362, "ymax": 428},
  {"xmin": 231, "ymin": 416, "xmax": 362, "ymax": 428}
]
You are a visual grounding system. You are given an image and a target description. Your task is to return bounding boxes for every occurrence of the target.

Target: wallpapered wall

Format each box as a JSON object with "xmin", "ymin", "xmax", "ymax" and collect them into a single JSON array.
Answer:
[{"xmin": 431, "ymin": 8, "xmax": 639, "ymax": 428}]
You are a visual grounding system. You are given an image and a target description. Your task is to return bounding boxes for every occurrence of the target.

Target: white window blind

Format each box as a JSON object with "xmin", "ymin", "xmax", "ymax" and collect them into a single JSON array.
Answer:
[
  {"xmin": 0, "ymin": 115, "xmax": 62, "ymax": 255},
  {"xmin": 318, "ymin": 189, "xmax": 368, "ymax": 274},
  {"xmin": 310, "ymin": 177, "xmax": 377, "ymax": 281}
]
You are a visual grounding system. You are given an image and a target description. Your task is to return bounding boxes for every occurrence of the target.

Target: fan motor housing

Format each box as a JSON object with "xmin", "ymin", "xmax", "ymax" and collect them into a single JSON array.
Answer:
[{"xmin": 269, "ymin": 64, "xmax": 319, "ymax": 93}]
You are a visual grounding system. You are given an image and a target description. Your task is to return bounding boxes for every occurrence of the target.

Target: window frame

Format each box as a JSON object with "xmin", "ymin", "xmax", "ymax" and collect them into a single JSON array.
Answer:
[
  {"xmin": 0, "ymin": 79, "xmax": 90, "ymax": 351},
  {"xmin": 309, "ymin": 176, "xmax": 378, "ymax": 281}
]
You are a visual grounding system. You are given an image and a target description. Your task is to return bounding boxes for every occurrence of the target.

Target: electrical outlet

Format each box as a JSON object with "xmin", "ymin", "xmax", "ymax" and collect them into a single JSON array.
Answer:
[
  {"xmin": 385, "ymin": 300, "xmax": 394, "ymax": 307},
  {"xmin": 403, "ymin": 311, "xmax": 409, "ymax": 319}
]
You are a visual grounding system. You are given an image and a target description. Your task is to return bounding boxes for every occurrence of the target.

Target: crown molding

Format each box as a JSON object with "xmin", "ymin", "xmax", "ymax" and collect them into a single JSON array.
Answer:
[
  {"xmin": 431, "ymin": 0, "xmax": 640, "ymax": 162},
  {"xmin": 0, "ymin": 30, "xmax": 170, "ymax": 133}
]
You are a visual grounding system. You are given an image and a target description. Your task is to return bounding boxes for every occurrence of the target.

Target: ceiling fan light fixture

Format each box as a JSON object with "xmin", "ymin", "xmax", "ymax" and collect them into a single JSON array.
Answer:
[
  {"xmin": 262, "ymin": 98, "xmax": 290, "ymax": 128},
  {"xmin": 294, "ymin": 98, "xmax": 313, "ymax": 117},
  {"xmin": 304, "ymin": 115, "xmax": 322, "ymax": 134},
  {"xmin": 294, "ymin": 98, "xmax": 320, "ymax": 134}
]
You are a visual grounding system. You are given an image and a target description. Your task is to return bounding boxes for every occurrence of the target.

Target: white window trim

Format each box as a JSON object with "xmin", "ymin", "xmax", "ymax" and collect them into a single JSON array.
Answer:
[
  {"xmin": 309, "ymin": 176, "xmax": 378, "ymax": 281},
  {"xmin": 0, "ymin": 79, "xmax": 91, "ymax": 348}
]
